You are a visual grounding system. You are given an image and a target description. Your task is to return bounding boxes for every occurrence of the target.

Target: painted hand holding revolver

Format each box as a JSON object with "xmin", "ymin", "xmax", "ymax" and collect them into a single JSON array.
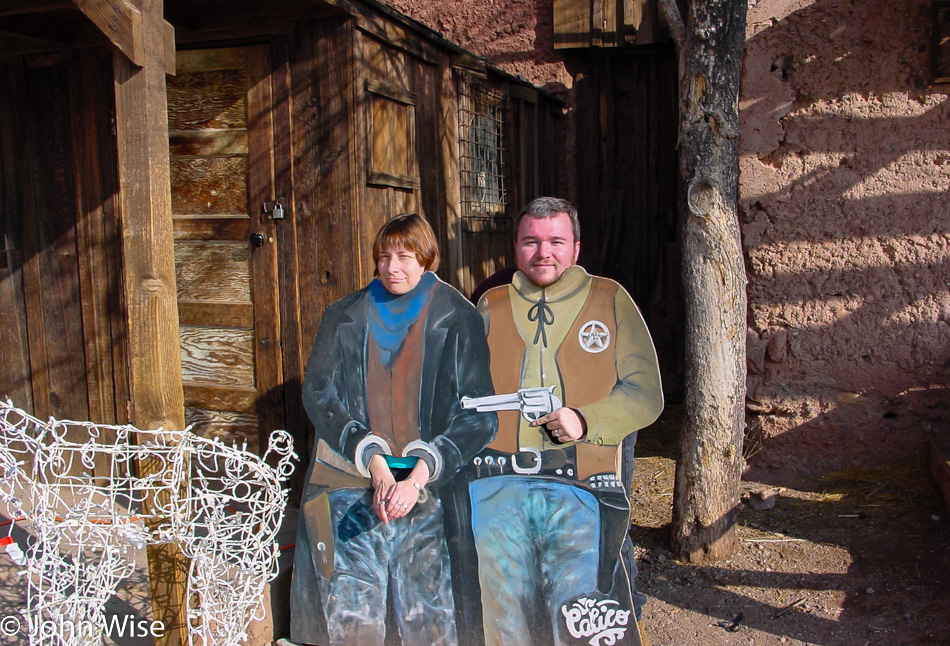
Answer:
[{"xmin": 461, "ymin": 384, "xmax": 586, "ymax": 450}]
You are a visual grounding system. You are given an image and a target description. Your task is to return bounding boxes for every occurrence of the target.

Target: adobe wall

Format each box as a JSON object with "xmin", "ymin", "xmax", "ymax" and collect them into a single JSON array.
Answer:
[
  {"xmin": 385, "ymin": 0, "xmax": 570, "ymax": 89},
  {"xmin": 740, "ymin": 0, "xmax": 950, "ymax": 483},
  {"xmin": 387, "ymin": 0, "xmax": 950, "ymax": 483}
]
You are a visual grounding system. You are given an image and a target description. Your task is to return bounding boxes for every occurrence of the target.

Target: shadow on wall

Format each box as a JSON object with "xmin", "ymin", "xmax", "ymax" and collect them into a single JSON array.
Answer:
[{"xmin": 737, "ymin": 0, "xmax": 950, "ymax": 483}]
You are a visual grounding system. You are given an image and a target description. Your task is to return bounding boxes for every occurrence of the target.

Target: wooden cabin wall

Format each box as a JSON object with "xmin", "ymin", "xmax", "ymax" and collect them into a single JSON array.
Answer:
[
  {"xmin": 0, "ymin": 52, "xmax": 128, "ymax": 423},
  {"xmin": 572, "ymin": 46, "xmax": 684, "ymax": 396}
]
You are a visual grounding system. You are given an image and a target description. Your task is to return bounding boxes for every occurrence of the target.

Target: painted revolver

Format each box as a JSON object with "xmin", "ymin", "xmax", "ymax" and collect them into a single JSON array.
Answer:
[{"xmin": 460, "ymin": 385, "xmax": 562, "ymax": 422}]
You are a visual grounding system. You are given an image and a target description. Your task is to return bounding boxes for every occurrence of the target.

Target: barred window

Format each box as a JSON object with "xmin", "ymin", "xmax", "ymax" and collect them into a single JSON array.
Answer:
[{"xmin": 457, "ymin": 74, "xmax": 507, "ymax": 219}]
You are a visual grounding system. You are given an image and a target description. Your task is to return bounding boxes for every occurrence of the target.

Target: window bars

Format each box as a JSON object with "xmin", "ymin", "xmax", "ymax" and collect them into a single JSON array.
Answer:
[{"xmin": 457, "ymin": 73, "xmax": 508, "ymax": 221}]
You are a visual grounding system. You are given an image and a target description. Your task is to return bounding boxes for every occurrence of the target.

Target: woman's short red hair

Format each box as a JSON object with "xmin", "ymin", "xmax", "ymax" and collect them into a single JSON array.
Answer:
[{"xmin": 372, "ymin": 213, "xmax": 441, "ymax": 274}]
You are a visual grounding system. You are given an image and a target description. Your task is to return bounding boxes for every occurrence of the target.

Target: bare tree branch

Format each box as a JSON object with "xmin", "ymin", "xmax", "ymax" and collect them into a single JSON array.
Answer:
[{"xmin": 658, "ymin": 0, "xmax": 687, "ymax": 52}]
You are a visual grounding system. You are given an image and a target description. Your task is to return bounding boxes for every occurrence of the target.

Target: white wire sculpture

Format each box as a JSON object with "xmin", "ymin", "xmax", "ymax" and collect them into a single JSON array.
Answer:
[{"xmin": 0, "ymin": 400, "xmax": 295, "ymax": 646}]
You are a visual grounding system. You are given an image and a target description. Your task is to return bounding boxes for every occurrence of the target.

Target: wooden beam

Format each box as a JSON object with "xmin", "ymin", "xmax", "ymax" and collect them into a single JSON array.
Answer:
[
  {"xmin": 71, "ymin": 0, "xmax": 144, "ymax": 66},
  {"xmin": 113, "ymin": 0, "xmax": 186, "ymax": 642},
  {"xmin": 0, "ymin": 0, "xmax": 70, "ymax": 18},
  {"xmin": 163, "ymin": 18, "xmax": 175, "ymax": 75}
]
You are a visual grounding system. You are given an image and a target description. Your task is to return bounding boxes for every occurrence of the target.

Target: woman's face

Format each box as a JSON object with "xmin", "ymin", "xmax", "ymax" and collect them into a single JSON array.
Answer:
[{"xmin": 377, "ymin": 244, "xmax": 425, "ymax": 295}]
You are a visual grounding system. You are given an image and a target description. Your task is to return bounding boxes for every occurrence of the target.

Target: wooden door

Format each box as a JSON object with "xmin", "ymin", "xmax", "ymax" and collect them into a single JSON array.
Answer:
[{"xmin": 167, "ymin": 46, "xmax": 282, "ymax": 454}]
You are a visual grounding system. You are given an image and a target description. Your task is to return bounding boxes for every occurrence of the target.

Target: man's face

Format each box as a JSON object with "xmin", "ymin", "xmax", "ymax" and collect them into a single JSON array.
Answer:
[{"xmin": 514, "ymin": 213, "xmax": 580, "ymax": 288}]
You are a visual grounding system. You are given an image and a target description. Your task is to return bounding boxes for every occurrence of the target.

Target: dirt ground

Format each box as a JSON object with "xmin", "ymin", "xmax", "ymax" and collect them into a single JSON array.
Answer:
[{"xmin": 631, "ymin": 407, "xmax": 950, "ymax": 646}]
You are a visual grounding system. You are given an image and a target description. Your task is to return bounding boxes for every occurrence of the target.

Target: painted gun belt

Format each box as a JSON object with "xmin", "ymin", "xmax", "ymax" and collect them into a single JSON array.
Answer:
[
  {"xmin": 469, "ymin": 446, "xmax": 625, "ymax": 492},
  {"xmin": 469, "ymin": 446, "xmax": 572, "ymax": 478}
]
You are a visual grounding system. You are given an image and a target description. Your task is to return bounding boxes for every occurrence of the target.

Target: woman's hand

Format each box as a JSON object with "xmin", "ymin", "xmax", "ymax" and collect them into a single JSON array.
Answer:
[
  {"xmin": 379, "ymin": 459, "xmax": 431, "ymax": 521},
  {"xmin": 368, "ymin": 454, "xmax": 397, "ymax": 524}
]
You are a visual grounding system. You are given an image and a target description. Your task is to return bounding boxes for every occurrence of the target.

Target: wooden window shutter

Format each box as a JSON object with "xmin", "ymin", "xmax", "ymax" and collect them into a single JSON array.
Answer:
[
  {"xmin": 554, "ymin": 0, "xmax": 593, "ymax": 48},
  {"xmin": 553, "ymin": 0, "xmax": 659, "ymax": 48},
  {"xmin": 365, "ymin": 79, "xmax": 420, "ymax": 190}
]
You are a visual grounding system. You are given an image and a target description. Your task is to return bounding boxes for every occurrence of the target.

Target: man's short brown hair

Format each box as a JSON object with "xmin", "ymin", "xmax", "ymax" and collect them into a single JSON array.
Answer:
[
  {"xmin": 513, "ymin": 197, "xmax": 581, "ymax": 243},
  {"xmin": 372, "ymin": 212, "xmax": 441, "ymax": 274}
]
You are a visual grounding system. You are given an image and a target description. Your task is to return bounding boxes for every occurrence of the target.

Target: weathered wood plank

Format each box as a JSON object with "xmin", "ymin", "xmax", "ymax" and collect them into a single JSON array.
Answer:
[
  {"xmin": 593, "ymin": 0, "xmax": 619, "ymax": 46},
  {"xmin": 162, "ymin": 18, "xmax": 174, "ymax": 75},
  {"xmin": 554, "ymin": 0, "xmax": 592, "ymax": 48},
  {"xmin": 167, "ymin": 68, "xmax": 246, "ymax": 130},
  {"xmin": 408, "ymin": 56, "xmax": 439, "ymax": 243},
  {"xmin": 360, "ymin": 187, "xmax": 391, "ymax": 286},
  {"xmin": 437, "ymin": 60, "xmax": 464, "ymax": 288},
  {"xmin": 184, "ymin": 384, "xmax": 257, "ymax": 413},
  {"xmin": 16, "ymin": 58, "xmax": 51, "ymax": 420},
  {"xmin": 179, "ymin": 326, "xmax": 255, "ymax": 388},
  {"xmin": 0, "ymin": 62, "xmax": 32, "ymax": 410},
  {"xmin": 365, "ymin": 78, "xmax": 416, "ymax": 105},
  {"xmin": 168, "ymin": 129, "xmax": 248, "ymax": 157},
  {"xmin": 170, "ymin": 157, "xmax": 247, "ymax": 214},
  {"xmin": 23, "ymin": 59, "xmax": 89, "ymax": 421},
  {"xmin": 246, "ymin": 45, "xmax": 284, "ymax": 449},
  {"xmin": 392, "ymin": 187, "xmax": 416, "ymax": 217},
  {"xmin": 271, "ymin": 35, "xmax": 309, "ymax": 494},
  {"xmin": 0, "ymin": 251, "xmax": 32, "ymax": 409},
  {"xmin": 72, "ymin": 53, "xmax": 123, "ymax": 426},
  {"xmin": 173, "ymin": 215, "xmax": 249, "ymax": 241},
  {"xmin": 174, "ymin": 241, "xmax": 251, "ymax": 302},
  {"xmin": 175, "ymin": 47, "xmax": 246, "ymax": 74},
  {"xmin": 178, "ymin": 300, "xmax": 253, "ymax": 328},
  {"xmin": 184, "ymin": 406, "xmax": 258, "ymax": 452},
  {"xmin": 367, "ymin": 170, "xmax": 420, "ymax": 190}
]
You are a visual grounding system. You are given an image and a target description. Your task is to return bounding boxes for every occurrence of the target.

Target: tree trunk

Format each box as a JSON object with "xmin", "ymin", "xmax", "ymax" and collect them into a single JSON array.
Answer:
[{"xmin": 670, "ymin": 0, "xmax": 748, "ymax": 562}]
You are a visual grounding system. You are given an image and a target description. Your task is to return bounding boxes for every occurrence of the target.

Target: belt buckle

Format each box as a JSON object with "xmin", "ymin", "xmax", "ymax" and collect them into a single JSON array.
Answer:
[{"xmin": 511, "ymin": 448, "xmax": 542, "ymax": 474}]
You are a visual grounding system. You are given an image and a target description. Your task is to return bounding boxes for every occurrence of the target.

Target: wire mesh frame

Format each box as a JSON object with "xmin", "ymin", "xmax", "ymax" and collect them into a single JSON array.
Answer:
[
  {"xmin": 457, "ymin": 72, "xmax": 508, "ymax": 220},
  {"xmin": 0, "ymin": 400, "xmax": 296, "ymax": 646}
]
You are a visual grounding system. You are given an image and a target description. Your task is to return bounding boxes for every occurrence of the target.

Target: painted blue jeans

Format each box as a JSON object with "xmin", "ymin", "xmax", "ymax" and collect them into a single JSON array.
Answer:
[
  {"xmin": 470, "ymin": 477, "xmax": 600, "ymax": 646},
  {"xmin": 319, "ymin": 487, "xmax": 458, "ymax": 646}
]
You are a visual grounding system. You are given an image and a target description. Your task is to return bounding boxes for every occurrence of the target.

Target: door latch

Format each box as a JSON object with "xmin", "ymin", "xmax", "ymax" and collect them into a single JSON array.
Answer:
[{"xmin": 262, "ymin": 200, "xmax": 285, "ymax": 220}]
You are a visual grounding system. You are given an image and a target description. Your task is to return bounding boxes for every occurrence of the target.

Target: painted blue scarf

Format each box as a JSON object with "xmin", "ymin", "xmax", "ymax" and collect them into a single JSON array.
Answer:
[{"xmin": 367, "ymin": 271, "xmax": 437, "ymax": 366}]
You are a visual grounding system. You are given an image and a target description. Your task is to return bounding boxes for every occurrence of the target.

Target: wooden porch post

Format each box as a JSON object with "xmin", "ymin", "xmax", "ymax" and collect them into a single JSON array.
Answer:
[{"xmin": 112, "ymin": 0, "xmax": 187, "ymax": 643}]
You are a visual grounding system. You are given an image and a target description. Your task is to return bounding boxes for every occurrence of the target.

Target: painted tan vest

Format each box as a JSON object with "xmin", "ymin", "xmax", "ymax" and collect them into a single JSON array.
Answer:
[{"xmin": 485, "ymin": 276, "xmax": 622, "ymax": 479}]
